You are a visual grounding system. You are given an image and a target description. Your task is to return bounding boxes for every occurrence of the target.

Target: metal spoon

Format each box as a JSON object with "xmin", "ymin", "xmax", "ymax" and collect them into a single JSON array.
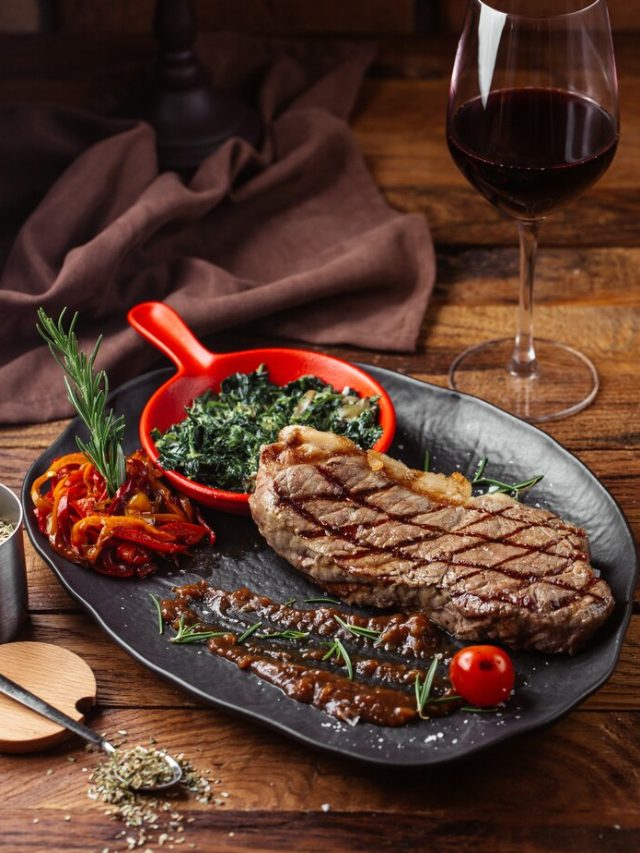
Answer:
[{"xmin": 0, "ymin": 672, "xmax": 182, "ymax": 792}]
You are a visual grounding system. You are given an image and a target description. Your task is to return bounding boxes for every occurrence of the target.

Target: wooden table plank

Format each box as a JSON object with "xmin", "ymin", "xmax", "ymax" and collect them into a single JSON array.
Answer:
[{"xmin": 1, "ymin": 709, "xmax": 639, "ymax": 848}]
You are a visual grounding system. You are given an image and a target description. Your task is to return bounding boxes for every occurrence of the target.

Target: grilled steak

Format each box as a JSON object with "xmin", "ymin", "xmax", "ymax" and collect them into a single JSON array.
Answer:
[{"xmin": 249, "ymin": 426, "xmax": 614, "ymax": 654}]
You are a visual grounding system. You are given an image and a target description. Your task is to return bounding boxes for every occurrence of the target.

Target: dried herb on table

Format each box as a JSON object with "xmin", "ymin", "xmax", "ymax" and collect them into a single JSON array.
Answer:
[
  {"xmin": 152, "ymin": 364, "xmax": 383, "ymax": 492},
  {"xmin": 87, "ymin": 739, "xmax": 224, "ymax": 849},
  {"xmin": 414, "ymin": 656, "xmax": 440, "ymax": 719}
]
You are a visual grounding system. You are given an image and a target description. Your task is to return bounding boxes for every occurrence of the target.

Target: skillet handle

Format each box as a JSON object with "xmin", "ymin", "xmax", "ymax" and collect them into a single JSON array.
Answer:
[{"xmin": 127, "ymin": 301, "xmax": 215, "ymax": 376}]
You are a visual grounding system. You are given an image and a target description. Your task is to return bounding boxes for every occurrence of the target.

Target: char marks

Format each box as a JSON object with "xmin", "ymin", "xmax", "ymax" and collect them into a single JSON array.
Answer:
[
  {"xmin": 272, "ymin": 462, "xmax": 600, "ymax": 610},
  {"xmin": 249, "ymin": 426, "xmax": 615, "ymax": 654}
]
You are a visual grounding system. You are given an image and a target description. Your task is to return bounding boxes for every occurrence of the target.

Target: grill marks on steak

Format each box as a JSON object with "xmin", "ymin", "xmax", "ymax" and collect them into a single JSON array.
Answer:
[{"xmin": 249, "ymin": 427, "xmax": 615, "ymax": 654}]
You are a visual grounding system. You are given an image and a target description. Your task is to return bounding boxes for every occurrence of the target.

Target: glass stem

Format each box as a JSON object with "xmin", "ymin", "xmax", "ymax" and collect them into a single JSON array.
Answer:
[{"xmin": 509, "ymin": 220, "xmax": 541, "ymax": 378}]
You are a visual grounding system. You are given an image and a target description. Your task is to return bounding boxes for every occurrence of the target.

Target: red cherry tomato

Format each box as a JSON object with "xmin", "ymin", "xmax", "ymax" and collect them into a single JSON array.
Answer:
[{"xmin": 449, "ymin": 645, "xmax": 515, "ymax": 707}]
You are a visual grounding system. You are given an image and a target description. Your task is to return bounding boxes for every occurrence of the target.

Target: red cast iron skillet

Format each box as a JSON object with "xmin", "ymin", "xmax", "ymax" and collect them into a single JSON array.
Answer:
[{"xmin": 127, "ymin": 301, "xmax": 397, "ymax": 514}]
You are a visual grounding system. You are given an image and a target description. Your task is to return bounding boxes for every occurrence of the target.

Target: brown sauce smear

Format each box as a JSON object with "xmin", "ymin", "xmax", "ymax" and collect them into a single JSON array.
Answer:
[
  {"xmin": 161, "ymin": 581, "xmax": 460, "ymax": 727},
  {"xmin": 203, "ymin": 586, "xmax": 439, "ymax": 659}
]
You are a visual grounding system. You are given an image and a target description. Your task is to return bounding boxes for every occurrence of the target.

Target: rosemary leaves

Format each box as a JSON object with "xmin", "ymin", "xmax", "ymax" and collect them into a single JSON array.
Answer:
[
  {"xmin": 471, "ymin": 456, "xmax": 543, "ymax": 499},
  {"xmin": 414, "ymin": 657, "xmax": 440, "ymax": 719},
  {"xmin": 170, "ymin": 614, "xmax": 229, "ymax": 644},
  {"xmin": 36, "ymin": 308, "xmax": 126, "ymax": 496},
  {"xmin": 321, "ymin": 637, "xmax": 354, "ymax": 680}
]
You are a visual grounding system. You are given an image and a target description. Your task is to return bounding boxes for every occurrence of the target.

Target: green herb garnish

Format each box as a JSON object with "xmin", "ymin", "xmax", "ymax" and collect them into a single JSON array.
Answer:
[
  {"xmin": 423, "ymin": 448, "xmax": 431, "ymax": 472},
  {"xmin": 334, "ymin": 615, "xmax": 382, "ymax": 641},
  {"xmin": 237, "ymin": 622, "xmax": 263, "ymax": 644},
  {"xmin": 414, "ymin": 657, "xmax": 439, "ymax": 719},
  {"xmin": 322, "ymin": 637, "xmax": 354, "ymax": 680},
  {"xmin": 471, "ymin": 457, "xmax": 543, "ymax": 500},
  {"xmin": 304, "ymin": 597, "xmax": 342, "ymax": 606},
  {"xmin": 170, "ymin": 613, "xmax": 228, "ymax": 644},
  {"xmin": 430, "ymin": 694, "xmax": 463, "ymax": 704},
  {"xmin": 152, "ymin": 365, "xmax": 382, "ymax": 493},
  {"xmin": 259, "ymin": 629, "xmax": 310, "ymax": 641},
  {"xmin": 461, "ymin": 705, "xmax": 501, "ymax": 713},
  {"xmin": 36, "ymin": 308, "xmax": 126, "ymax": 496},
  {"xmin": 149, "ymin": 593, "xmax": 164, "ymax": 636}
]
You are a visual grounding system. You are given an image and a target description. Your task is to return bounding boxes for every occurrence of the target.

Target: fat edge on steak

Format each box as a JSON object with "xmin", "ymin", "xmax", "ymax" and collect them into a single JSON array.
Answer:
[{"xmin": 248, "ymin": 426, "xmax": 614, "ymax": 654}]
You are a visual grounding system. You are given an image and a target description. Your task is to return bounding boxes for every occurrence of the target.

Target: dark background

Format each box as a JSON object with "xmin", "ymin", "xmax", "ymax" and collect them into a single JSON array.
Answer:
[{"xmin": 1, "ymin": 0, "xmax": 637, "ymax": 36}]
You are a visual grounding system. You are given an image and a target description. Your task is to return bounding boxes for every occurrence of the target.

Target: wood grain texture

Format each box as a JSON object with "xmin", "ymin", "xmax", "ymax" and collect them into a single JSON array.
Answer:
[
  {"xmin": 0, "ymin": 642, "xmax": 96, "ymax": 752},
  {"xmin": 0, "ymin": 26, "xmax": 639, "ymax": 853},
  {"xmin": 1, "ymin": 709, "xmax": 640, "ymax": 850}
]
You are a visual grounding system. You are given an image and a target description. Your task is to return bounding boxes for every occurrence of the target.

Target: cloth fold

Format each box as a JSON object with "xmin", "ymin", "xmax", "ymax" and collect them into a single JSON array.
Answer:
[{"xmin": 0, "ymin": 35, "xmax": 435, "ymax": 423}]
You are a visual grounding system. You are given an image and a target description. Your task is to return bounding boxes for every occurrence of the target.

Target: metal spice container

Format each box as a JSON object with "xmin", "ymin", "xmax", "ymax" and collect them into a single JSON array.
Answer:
[{"xmin": 0, "ymin": 483, "xmax": 28, "ymax": 643}]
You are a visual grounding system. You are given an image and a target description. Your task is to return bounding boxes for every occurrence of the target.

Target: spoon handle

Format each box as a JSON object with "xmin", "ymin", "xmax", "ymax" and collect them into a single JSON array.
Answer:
[
  {"xmin": 127, "ymin": 301, "xmax": 215, "ymax": 376},
  {"xmin": 0, "ymin": 672, "xmax": 114, "ymax": 754}
]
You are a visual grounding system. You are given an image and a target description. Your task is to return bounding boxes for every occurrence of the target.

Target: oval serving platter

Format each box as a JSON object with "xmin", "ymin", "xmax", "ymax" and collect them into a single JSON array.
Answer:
[{"xmin": 22, "ymin": 366, "xmax": 638, "ymax": 767}]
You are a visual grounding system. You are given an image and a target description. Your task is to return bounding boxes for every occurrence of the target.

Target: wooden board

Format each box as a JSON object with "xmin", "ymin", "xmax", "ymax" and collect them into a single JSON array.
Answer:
[{"xmin": 0, "ymin": 642, "xmax": 96, "ymax": 753}]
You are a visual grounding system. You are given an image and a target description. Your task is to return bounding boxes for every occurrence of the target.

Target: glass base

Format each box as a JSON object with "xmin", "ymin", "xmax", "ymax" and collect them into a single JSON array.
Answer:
[{"xmin": 448, "ymin": 338, "xmax": 599, "ymax": 423}]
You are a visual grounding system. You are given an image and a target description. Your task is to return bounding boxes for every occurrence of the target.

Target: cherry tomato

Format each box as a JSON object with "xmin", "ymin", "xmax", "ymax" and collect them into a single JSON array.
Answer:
[{"xmin": 449, "ymin": 645, "xmax": 515, "ymax": 707}]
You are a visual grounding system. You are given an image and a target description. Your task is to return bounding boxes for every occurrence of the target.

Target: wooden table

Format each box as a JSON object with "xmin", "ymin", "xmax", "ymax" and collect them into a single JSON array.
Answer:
[{"xmin": 1, "ymin": 32, "xmax": 639, "ymax": 853}]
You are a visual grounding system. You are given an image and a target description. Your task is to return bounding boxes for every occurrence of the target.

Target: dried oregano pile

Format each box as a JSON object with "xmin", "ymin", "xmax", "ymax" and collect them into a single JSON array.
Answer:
[
  {"xmin": 0, "ymin": 518, "xmax": 15, "ymax": 544},
  {"xmin": 86, "ymin": 736, "xmax": 231, "ymax": 851}
]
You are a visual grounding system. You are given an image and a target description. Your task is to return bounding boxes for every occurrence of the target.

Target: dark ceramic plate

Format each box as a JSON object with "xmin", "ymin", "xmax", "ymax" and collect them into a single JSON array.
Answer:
[{"xmin": 22, "ymin": 367, "xmax": 637, "ymax": 767}]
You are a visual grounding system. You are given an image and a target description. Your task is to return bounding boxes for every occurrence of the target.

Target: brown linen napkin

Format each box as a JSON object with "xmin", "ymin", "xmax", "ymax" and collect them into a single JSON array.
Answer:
[{"xmin": 0, "ymin": 35, "xmax": 435, "ymax": 424}]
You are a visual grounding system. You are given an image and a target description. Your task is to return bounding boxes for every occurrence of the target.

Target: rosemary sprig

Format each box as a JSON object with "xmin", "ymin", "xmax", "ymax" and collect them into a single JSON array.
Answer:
[
  {"xmin": 237, "ymin": 622, "xmax": 263, "ymax": 644},
  {"xmin": 36, "ymin": 308, "xmax": 126, "ymax": 496},
  {"xmin": 304, "ymin": 597, "xmax": 342, "ymax": 606},
  {"xmin": 282, "ymin": 598, "xmax": 296, "ymax": 607},
  {"xmin": 170, "ymin": 613, "xmax": 228, "ymax": 644},
  {"xmin": 322, "ymin": 637, "xmax": 354, "ymax": 680},
  {"xmin": 414, "ymin": 657, "xmax": 439, "ymax": 719},
  {"xmin": 430, "ymin": 694, "xmax": 463, "ymax": 704},
  {"xmin": 149, "ymin": 593, "xmax": 164, "ymax": 636},
  {"xmin": 471, "ymin": 457, "xmax": 543, "ymax": 500},
  {"xmin": 334, "ymin": 615, "xmax": 382, "ymax": 641},
  {"xmin": 259, "ymin": 629, "xmax": 310, "ymax": 641},
  {"xmin": 461, "ymin": 705, "xmax": 500, "ymax": 713}
]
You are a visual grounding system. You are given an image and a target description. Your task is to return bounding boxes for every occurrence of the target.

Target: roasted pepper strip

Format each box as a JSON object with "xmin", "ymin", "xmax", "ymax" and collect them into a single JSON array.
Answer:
[{"xmin": 31, "ymin": 449, "xmax": 214, "ymax": 578}]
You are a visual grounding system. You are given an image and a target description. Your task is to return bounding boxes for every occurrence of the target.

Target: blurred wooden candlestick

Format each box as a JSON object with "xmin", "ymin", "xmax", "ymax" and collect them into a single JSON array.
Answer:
[{"xmin": 115, "ymin": 0, "xmax": 262, "ymax": 171}]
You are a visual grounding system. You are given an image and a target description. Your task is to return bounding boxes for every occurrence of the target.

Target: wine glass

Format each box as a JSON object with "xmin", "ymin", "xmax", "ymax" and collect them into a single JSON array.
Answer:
[{"xmin": 446, "ymin": 0, "xmax": 619, "ymax": 422}]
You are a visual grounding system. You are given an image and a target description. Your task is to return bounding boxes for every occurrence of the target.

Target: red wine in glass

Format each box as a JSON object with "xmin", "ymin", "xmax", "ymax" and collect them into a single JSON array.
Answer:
[
  {"xmin": 446, "ymin": 0, "xmax": 619, "ymax": 422},
  {"xmin": 448, "ymin": 87, "xmax": 618, "ymax": 220}
]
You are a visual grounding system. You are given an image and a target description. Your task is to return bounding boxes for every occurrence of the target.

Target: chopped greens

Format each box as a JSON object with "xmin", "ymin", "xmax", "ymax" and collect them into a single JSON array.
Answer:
[{"xmin": 152, "ymin": 365, "xmax": 383, "ymax": 492}]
